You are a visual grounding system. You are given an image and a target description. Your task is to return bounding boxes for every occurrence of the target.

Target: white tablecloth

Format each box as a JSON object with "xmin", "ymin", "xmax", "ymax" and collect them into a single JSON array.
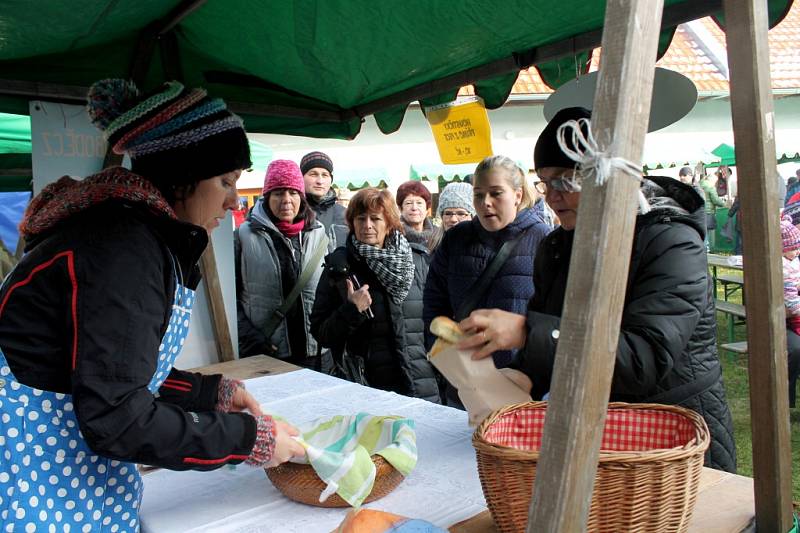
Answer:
[{"xmin": 139, "ymin": 369, "xmax": 487, "ymax": 532}]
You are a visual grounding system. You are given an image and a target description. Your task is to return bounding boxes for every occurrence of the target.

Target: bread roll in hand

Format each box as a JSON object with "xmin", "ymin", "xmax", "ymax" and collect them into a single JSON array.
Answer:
[
  {"xmin": 427, "ymin": 316, "xmax": 532, "ymax": 426},
  {"xmin": 429, "ymin": 316, "xmax": 466, "ymax": 358}
]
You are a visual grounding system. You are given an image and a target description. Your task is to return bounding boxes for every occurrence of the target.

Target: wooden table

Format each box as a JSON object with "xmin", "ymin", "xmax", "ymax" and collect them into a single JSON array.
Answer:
[
  {"xmin": 191, "ymin": 353, "xmax": 300, "ymax": 379},
  {"xmin": 196, "ymin": 356, "xmax": 757, "ymax": 533},
  {"xmin": 708, "ymin": 253, "xmax": 744, "ymax": 270}
]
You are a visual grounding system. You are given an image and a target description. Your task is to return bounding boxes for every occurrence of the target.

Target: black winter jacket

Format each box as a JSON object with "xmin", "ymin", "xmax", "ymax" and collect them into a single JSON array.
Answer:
[
  {"xmin": 515, "ymin": 177, "xmax": 736, "ymax": 472},
  {"xmin": 0, "ymin": 189, "xmax": 256, "ymax": 471},
  {"xmin": 310, "ymin": 238, "xmax": 441, "ymax": 403},
  {"xmin": 308, "ymin": 189, "xmax": 348, "ymax": 251},
  {"xmin": 308, "ymin": 189, "xmax": 346, "ymax": 230}
]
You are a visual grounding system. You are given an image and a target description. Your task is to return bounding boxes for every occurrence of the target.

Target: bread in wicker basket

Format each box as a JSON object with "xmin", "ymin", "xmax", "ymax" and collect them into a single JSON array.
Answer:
[
  {"xmin": 265, "ymin": 455, "xmax": 405, "ymax": 508},
  {"xmin": 472, "ymin": 401, "xmax": 710, "ymax": 533}
]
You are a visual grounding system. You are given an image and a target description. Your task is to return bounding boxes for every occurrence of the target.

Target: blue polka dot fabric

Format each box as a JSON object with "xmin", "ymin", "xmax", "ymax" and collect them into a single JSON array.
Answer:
[
  {"xmin": 148, "ymin": 284, "xmax": 195, "ymax": 393},
  {"xmin": 0, "ymin": 282, "xmax": 195, "ymax": 530}
]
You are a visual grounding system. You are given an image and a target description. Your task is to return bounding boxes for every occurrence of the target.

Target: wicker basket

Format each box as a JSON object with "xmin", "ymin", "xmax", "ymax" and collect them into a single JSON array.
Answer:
[
  {"xmin": 473, "ymin": 401, "xmax": 710, "ymax": 533},
  {"xmin": 265, "ymin": 455, "xmax": 404, "ymax": 508}
]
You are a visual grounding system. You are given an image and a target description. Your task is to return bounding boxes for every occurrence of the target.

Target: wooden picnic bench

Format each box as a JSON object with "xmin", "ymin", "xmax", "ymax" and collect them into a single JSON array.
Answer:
[
  {"xmin": 708, "ymin": 254, "xmax": 747, "ymax": 345},
  {"xmin": 718, "ymin": 341, "xmax": 749, "ymax": 357},
  {"xmin": 718, "ymin": 272, "xmax": 744, "ymax": 299}
]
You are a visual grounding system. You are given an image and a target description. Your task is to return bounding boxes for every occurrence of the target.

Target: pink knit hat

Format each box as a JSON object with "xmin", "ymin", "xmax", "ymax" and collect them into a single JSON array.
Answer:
[
  {"xmin": 781, "ymin": 216, "xmax": 800, "ymax": 253},
  {"xmin": 263, "ymin": 159, "xmax": 305, "ymax": 196}
]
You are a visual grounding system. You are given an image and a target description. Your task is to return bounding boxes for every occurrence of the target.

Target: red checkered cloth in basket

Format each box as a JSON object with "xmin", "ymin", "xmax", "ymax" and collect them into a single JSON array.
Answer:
[{"xmin": 484, "ymin": 405, "xmax": 697, "ymax": 452}]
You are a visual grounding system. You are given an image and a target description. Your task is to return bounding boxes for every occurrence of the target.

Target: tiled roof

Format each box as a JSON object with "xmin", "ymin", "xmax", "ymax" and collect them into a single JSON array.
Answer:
[
  {"xmin": 459, "ymin": 66, "xmax": 552, "ymax": 96},
  {"xmin": 460, "ymin": 2, "xmax": 799, "ymax": 96},
  {"xmin": 699, "ymin": 2, "xmax": 800, "ymax": 90},
  {"xmin": 654, "ymin": 25, "xmax": 730, "ymax": 92}
]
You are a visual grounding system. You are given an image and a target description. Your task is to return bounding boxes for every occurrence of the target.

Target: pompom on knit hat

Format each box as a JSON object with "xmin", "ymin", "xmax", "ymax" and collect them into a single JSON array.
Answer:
[
  {"xmin": 86, "ymin": 79, "xmax": 252, "ymax": 187},
  {"xmin": 436, "ymin": 182, "xmax": 475, "ymax": 218},
  {"xmin": 781, "ymin": 216, "xmax": 800, "ymax": 253},
  {"xmin": 534, "ymin": 106, "xmax": 592, "ymax": 170},
  {"xmin": 396, "ymin": 180, "xmax": 432, "ymax": 209},
  {"xmin": 263, "ymin": 160, "xmax": 305, "ymax": 196},
  {"xmin": 300, "ymin": 151, "xmax": 334, "ymax": 175}
]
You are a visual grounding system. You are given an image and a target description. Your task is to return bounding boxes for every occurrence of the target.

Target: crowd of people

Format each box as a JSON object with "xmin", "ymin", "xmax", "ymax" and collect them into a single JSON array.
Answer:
[
  {"xmin": 229, "ymin": 106, "xmax": 740, "ymax": 472},
  {"xmin": 234, "ymin": 150, "xmax": 554, "ymax": 406},
  {"xmin": 10, "ymin": 77, "xmax": 799, "ymax": 529}
]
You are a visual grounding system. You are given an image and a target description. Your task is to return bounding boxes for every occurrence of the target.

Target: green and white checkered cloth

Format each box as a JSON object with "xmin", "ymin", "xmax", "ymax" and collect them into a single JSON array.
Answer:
[{"xmin": 290, "ymin": 413, "xmax": 417, "ymax": 507}]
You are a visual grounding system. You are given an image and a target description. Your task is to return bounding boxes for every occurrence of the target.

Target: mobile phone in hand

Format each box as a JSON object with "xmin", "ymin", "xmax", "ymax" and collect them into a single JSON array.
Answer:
[{"xmin": 349, "ymin": 274, "xmax": 374, "ymax": 319}]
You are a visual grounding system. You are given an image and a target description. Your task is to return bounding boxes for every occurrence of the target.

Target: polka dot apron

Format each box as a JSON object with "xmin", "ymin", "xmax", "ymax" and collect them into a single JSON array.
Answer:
[{"xmin": 0, "ymin": 274, "xmax": 195, "ymax": 532}]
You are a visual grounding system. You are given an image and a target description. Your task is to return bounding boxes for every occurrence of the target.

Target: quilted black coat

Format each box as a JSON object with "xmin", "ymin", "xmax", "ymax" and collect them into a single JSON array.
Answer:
[
  {"xmin": 514, "ymin": 177, "xmax": 737, "ymax": 472},
  {"xmin": 310, "ymin": 238, "xmax": 441, "ymax": 403}
]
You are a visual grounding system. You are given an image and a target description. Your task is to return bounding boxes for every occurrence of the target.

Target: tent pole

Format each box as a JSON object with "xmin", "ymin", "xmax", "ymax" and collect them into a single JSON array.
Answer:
[
  {"xmin": 199, "ymin": 239, "xmax": 236, "ymax": 363},
  {"xmin": 723, "ymin": 0, "xmax": 794, "ymax": 531},
  {"xmin": 525, "ymin": 0, "xmax": 664, "ymax": 531}
]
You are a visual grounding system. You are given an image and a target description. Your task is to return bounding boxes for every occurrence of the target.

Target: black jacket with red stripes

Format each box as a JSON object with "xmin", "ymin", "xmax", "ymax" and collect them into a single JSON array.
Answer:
[{"xmin": 0, "ymin": 198, "xmax": 256, "ymax": 471}]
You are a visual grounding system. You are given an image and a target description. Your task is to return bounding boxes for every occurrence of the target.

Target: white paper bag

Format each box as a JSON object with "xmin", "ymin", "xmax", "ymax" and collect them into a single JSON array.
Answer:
[{"xmin": 430, "ymin": 344, "xmax": 532, "ymax": 426}]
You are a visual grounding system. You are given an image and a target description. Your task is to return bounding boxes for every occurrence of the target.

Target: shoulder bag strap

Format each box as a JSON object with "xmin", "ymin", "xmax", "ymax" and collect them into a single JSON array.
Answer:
[
  {"xmin": 455, "ymin": 233, "xmax": 524, "ymax": 321},
  {"xmin": 263, "ymin": 233, "xmax": 329, "ymax": 339}
]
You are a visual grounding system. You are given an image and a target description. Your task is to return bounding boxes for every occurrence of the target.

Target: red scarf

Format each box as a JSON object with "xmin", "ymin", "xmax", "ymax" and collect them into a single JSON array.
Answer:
[{"xmin": 275, "ymin": 219, "xmax": 305, "ymax": 238}]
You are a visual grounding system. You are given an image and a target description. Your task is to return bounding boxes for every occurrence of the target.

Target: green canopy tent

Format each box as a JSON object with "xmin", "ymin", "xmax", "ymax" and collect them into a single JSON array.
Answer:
[
  {"xmin": 0, "ymin": 113, "xmax": 33, "ymax": 192},
  {"xmin": 705, "ymin": 141, "xmax": 800, "ymax": 167},
  {"xmin": 409, "ymin": 161, "xmax": 531, "ymax": 190},
  {"xmin": 709, "ymin": 142, "xmax": 737, "ymax": 166},
  {"xmin": 0, "ymin": 1, "xmax": 792, "ymax": 140},
  {"xmin": 0, "ymin": 112, "xmax": 31, "ymax": 155},
  {"xmin": 0, "ymin": 154, "xmax": 33, "ymax": 193},
  {"xmin": 409, "ymin": 163, "xmax": 476, "ymax": 191},
  {"xmin": 244, "ymin": 140, "xmax": 274, "ymax": 172},
  {"xmin": 333, "ymin": 167, "xmax": 389, "ymax": 190}
]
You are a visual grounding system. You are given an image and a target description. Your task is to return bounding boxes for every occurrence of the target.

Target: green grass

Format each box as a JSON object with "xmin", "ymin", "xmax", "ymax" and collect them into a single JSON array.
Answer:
[{"xmin": 713, "ymin": 267, "xmax": 800, "ymax": 503}]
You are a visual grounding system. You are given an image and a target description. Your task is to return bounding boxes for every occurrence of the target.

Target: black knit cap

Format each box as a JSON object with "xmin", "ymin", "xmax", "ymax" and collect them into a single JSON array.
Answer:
[
  {"xmin": 300, "ymin": 151, "xmax": 333, "ymax": 175},
  {"xmin": 534, "ymin": 107, "xmax": 592, "ymax": 170},
  {"xmin": 130, "ymin": 128, "xmax": 251, "ymax": 187}
]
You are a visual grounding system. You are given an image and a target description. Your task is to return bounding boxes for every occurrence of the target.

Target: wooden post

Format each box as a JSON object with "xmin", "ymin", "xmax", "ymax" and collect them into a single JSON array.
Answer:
[
  {"xmin": 525, "ymin": 1, "xmax": 664, "ymax": 531},
  {"xmin": 199, "ymin": 239, "xmax": 236, "ymax": 363},
  {"xmin": 723, "ymin": 0, "xmax": 794, "ymax": 531}
]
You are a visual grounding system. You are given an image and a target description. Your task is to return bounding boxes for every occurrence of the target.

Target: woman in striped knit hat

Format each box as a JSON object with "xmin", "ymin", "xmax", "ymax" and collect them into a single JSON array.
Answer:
[{"xmin": 0, "ymin": 79, "xmax": 303, "ymax": 530}]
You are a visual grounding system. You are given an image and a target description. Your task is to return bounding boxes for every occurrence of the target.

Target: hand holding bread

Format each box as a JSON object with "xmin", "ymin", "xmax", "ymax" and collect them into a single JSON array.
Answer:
[
  {"xmin": 457, "ymin": 309, "xmax": 528, "ymax": 360},
  {"xmin": 429, "ymin": 316, "xmax": 467, "ymax": 358},
  {"xmin": 427, "ymin": 315, "xmax": 533, "ymax": 426}
]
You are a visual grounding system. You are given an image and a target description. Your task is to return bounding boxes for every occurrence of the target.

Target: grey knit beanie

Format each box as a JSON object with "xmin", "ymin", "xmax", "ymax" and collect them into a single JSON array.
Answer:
[{"xmin": 436, "ymin": 182, "xmax": 476, "ymax": 218}]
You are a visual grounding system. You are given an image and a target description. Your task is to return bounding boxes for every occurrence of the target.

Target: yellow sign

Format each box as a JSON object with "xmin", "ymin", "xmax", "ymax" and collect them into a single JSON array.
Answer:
[{"xmin": 425, "ymin": 97, "xmax": 493, "ymax": 164}]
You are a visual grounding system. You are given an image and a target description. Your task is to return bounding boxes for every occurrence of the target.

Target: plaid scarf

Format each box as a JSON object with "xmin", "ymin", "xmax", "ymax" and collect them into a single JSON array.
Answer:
[
  {"xmin": 20, "ymin": 167, "xmax": 175, "ymax": 239},
  {"xmin": 350, "ymin": 231, "xmax": 415, "ymax": 304}
]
